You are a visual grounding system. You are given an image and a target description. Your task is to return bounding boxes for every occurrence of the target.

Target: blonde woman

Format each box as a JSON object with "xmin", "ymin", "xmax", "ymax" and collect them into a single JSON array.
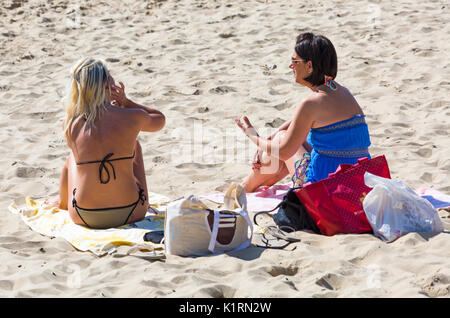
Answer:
[{"xmin": 47, "ymin": 58, "xmax": 165, "ymax": 229}]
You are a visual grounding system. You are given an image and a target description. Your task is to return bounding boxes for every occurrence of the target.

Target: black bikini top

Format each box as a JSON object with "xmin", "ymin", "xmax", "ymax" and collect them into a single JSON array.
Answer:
[{"xmin": 76, "ymin": 152, "xmax": 135, "ymax": 184}]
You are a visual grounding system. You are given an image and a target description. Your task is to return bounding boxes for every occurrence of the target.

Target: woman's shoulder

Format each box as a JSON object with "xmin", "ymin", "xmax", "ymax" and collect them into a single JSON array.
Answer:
[
  {"xmin": 306, "ymin": 84, "xmax": 361, "ymax": 110},
  {"xmin": 295, "ymin": 93, "xmax": 325, "ymax": 116},
  {"xmin": 109, "ymin": 105, "xmax": 141, "ymax": 115},
  {"xmin": 113, "ymin": 105, "xmax": 152, "ymax": 119},
  {"xmin": 106, "ymin": 106, "xmax": 147, "ymax": 124}
]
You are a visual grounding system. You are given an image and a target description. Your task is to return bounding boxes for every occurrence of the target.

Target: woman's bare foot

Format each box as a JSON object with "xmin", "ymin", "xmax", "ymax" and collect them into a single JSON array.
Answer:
[{"xmin": 43, "ymin": 195, "xmax": 61, "ymax": 208}]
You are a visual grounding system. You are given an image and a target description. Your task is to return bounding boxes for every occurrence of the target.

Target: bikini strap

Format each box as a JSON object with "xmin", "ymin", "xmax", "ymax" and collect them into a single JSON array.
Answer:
[
  {"xmin": 76, "ymin": 152, "xmax": 136, "ymax": 184},
  {"xmin": 72, "ymin": 188, "xmax": 77, "ymax": 208},
  {"xmin": 97, "ymin": 153, "xmax": 116, "ymax": 184},
  {"xmin": 138, "ymin": 188, "xmax": 147, "ymax": 206},
  {"xmin": 71, "ymin": 187, "xmax": 147, "ymax": 228},
  {"xmin": 71, "ymin": 188, "xmax": 91, "ymax": 228},
  {"xmin": 77, "ymin": 153, "xmax": 116, "ymax": 184}
]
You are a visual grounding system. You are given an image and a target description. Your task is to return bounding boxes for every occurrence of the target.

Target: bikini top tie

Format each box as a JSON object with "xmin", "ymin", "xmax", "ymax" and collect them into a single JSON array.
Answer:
[{"xmin": 76, "ymin": 152, "xmax": 135, "ymax": 184}]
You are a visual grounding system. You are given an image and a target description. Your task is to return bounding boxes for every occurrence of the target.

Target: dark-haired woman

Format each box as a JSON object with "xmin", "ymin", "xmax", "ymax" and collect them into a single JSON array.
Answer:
[{"xmin": 236, "ymin": 33, "xmax": 371, "ymax": 192}]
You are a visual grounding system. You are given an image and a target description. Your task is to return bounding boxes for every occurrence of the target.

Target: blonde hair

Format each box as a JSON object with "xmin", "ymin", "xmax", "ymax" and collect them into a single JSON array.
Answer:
[{"xmin": 63, "ymin": 58, "xmax": 110, "ymax": 138}]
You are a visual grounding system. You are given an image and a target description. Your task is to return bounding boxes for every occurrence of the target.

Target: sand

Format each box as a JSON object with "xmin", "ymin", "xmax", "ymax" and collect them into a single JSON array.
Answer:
[{"xmin": 0, "ymin": 0, "xmax": 449, "ymax": 298}]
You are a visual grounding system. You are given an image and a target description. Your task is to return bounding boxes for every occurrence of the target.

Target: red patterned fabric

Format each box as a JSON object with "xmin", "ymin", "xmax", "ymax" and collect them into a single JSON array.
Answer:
[{"xmin": 295, "ymin": 156, "xmax": 391, "ymax": 236}]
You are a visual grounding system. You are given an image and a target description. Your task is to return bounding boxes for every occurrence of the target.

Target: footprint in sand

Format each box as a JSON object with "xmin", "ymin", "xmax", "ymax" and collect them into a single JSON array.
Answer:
[
  {"xmin": 0, "ymin": 280, "xmax": 13, "ymax": 292},
  {"xmin": 195, "ymin": 284, "xmax": 237, "ymax": 298},
  {"xmin": 273, "ymin": 101, "xmax": 291, "ymax": 111},
  {"xmin": 1, "ymin": 31, "xmax": 16, "ymax": 38},
  {"xmin": 420, "ymin": 172, "xmax": 433, "ymax": 183},
  {"xmin": 433, "ymin": 129, "xmax": 447, "ymax": 136},
  {"xmin": 38, "ymin": 63, "xmax": 63, "ymax": 73},
  {"xmin": 268, "ymin": 78, "xmax": 290, "ymax": 87},
  {"xmin": 315, "ymin": 273, "xmax": 345, "ymax": 291},
  {"xmin": 26, "ymin": 111, "xmax": 59, "ymax": 121},
  {"xmin": 218, "ymin": 33, "xmax": 234, "ymax": 39},
  {"xmin": 152, "ymin": 156, "xmax": 168, "ymax": 164},
  {"xmin": 265, "ymin": 117, "xmax": 285, "ymax": 128},
  {"xmin": 105, "ymin": 58, "xmax": 120, "ymax": 63},
  {"xmin": 415, "ymin": 147, "xmax": 432, "ymax": 158},
  {"xmin": 209, "ymin": 86, "xmax": 236, "ymax": 94},
  {"xmin": 197, "ymin": 106, "xmax": 209, "ymax": 113},
  {"xmin": 268, "ymin": 88, "xmax": 284, "ymax": 95},
  {"xmin": 175, "ymin": 163, "xmax": 222, "ymax": 169},
  {"xmin": 7, "ymin": 166, "xmax": 48, "ymax": 179},
  {"xmin": 392, "ymin": 122, "xmax": 409, "ymax": 128},
  {"xmin": 222, "ymin": 14, "xmax": 248, "ymax": 21},
  {"xmin": 251, "ymin": 97, "xmax": 270, "ymax": 104},
  {"xmin": 169, "ymin": 39, "xmax": 188, "ymax": 45},
  {"xmin": 191, "ymin": 80, "xmax": 207, "ymax": 88},
  {"xmin": 263, "ymin": 265, "xmax": 299, "ymax": 277},
  {"xmin": 426, "ymin": 100, "xmax": 448, "ymax": 109},
  {"xmin": 419, "ymin": 273, "xmax": 450, "ymax": 297}
]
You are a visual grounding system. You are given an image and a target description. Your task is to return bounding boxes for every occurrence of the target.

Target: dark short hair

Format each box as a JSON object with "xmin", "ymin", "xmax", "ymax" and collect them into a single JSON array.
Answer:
[{"xmin": 295, "ymin": 32, "xmax": 338, "ymax": 86}]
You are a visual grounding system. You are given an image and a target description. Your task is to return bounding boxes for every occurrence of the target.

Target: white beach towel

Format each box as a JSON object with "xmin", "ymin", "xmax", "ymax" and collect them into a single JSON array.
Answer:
[{"xmin": 8, "ymin": 192, "xmax": 171, "ymax": 259}]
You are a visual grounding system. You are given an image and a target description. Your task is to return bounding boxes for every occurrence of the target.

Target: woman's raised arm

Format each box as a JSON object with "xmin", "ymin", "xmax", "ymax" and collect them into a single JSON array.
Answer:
[{"xmin": 110, "ymin": 80, "xmax": 165, "ymax": 132}]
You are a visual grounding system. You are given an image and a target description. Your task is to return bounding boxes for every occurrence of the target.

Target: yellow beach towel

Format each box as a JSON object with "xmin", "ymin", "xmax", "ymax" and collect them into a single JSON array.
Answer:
[{"xmin": 8, "ymin": 192, "xmax": 171, "ymax": 259}]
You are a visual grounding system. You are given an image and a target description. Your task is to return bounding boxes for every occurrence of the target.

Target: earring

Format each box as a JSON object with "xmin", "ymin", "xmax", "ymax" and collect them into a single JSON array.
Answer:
[{"xmin": 324, "ymin": 75, "xmax": 337, "ymax": 91}]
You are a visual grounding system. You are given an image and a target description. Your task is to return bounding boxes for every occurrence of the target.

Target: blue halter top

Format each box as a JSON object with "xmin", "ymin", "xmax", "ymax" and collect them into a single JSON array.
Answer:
[{"xmin": 305, "ymin": 114, "xmax": 371, "ymax": 183}]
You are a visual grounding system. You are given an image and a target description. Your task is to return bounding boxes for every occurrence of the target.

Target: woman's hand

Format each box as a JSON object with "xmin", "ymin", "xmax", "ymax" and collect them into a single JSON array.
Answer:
[
  {"xmin": 109, "ymin": 78, "xmax": 128, "ymax": 108},
  {"xmin": 252, "ymin": 148, "xmax": 263, "ymax": 171},
  {"xmin": 235, "ymin": 116, "xmax": 264, "ymax": 170},
  {"xmin": 234, "ymin": 116, "xmax": 259, "ymax": 139}
]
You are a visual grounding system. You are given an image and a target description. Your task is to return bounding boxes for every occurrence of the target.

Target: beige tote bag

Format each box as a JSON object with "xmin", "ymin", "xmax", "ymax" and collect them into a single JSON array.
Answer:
[{"xmin": 164, "ymin": 184, "xmax": 253, "ymax": 256}]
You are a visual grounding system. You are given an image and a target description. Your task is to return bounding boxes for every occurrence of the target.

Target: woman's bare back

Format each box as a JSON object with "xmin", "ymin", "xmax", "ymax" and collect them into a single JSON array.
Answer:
[
  {"xmin": 67, "ymin": 105, "xmax": 146, "ymax": 222},
  {"xmin": 309, "ymin": 84, "xmax": 364, "ymax": 129}
]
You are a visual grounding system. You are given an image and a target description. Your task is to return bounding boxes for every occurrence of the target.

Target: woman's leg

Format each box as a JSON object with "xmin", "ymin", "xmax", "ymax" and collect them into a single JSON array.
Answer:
[
  {"xmin": 58, "ymin": 156, "xmax": 70, "ymax": 210},
  {"xmin": 241, "ymin": 131, "xmax": 306, "ymax": 193},
  {"xmin": 241, "ymin": 157, "xmax": 289, "ymax": 193},
  {"xmin": 128, "ymin": 139, "xmax": 149, "ymax": 223},
  {"xmin": 44, "ymin": 155, "xmax": 70, "ymax": 209}
]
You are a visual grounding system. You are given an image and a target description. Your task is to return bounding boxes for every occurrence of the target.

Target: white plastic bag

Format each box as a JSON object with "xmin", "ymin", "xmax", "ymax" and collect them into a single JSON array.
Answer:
[{"xmin": 363, "ymin": 172, "xmax": 444, "ymax": 242}]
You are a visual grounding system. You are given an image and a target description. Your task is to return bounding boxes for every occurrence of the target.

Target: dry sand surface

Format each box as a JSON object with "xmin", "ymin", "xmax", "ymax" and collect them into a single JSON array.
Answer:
[{"xmin": 0, "ymin": 0, "xmax": 449, "ymax": 298}]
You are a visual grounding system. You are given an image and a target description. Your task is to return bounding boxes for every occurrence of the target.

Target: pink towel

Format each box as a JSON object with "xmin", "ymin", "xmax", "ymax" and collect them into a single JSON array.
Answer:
[{"xmin": 201, "ymin": 184, "xmax": 290, "ymax": 212}]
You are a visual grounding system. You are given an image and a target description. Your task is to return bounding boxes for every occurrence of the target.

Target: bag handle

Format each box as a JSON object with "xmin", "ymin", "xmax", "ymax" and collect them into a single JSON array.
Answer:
[
  {"xmin": 252, "ymin": 187, "xmax": 304, "ymax": 249},
  {"xmin": 253, "ymin": 203, "xmax": 282, "ymax": 227},
  {"xmin": 327, "ymin": 156, "xmax": 371, "ymax": 178},
  {"xmin": 252, "ymin": 186, "xmax": 304, "ymax": 226},
  {"xmin": 328, "ymin": 164, "xmax": 352, "ymax": 177},
  {"xmin": 357, "ymin": 156, "xmax": 369, "ymax": 164},
  {"xmin": 208, "ymin": 210, "xmax": 221, "ymax": 253}
]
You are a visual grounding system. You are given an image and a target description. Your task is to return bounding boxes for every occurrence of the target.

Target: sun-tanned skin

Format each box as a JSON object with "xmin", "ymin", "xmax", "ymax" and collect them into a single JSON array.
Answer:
[
  {"xmin": 235, "ymin": 50, "xmax": 364, "ymax": 193},
  {"xmin": 46, "ymin": 78, "xmax": 165, "ymax": 226}
]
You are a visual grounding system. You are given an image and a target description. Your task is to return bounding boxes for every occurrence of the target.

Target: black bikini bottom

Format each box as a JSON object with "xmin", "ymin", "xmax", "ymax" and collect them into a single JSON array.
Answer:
[{"xmin": 72, "ymin": 188, "xmax": 146, "ymax": 229}]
